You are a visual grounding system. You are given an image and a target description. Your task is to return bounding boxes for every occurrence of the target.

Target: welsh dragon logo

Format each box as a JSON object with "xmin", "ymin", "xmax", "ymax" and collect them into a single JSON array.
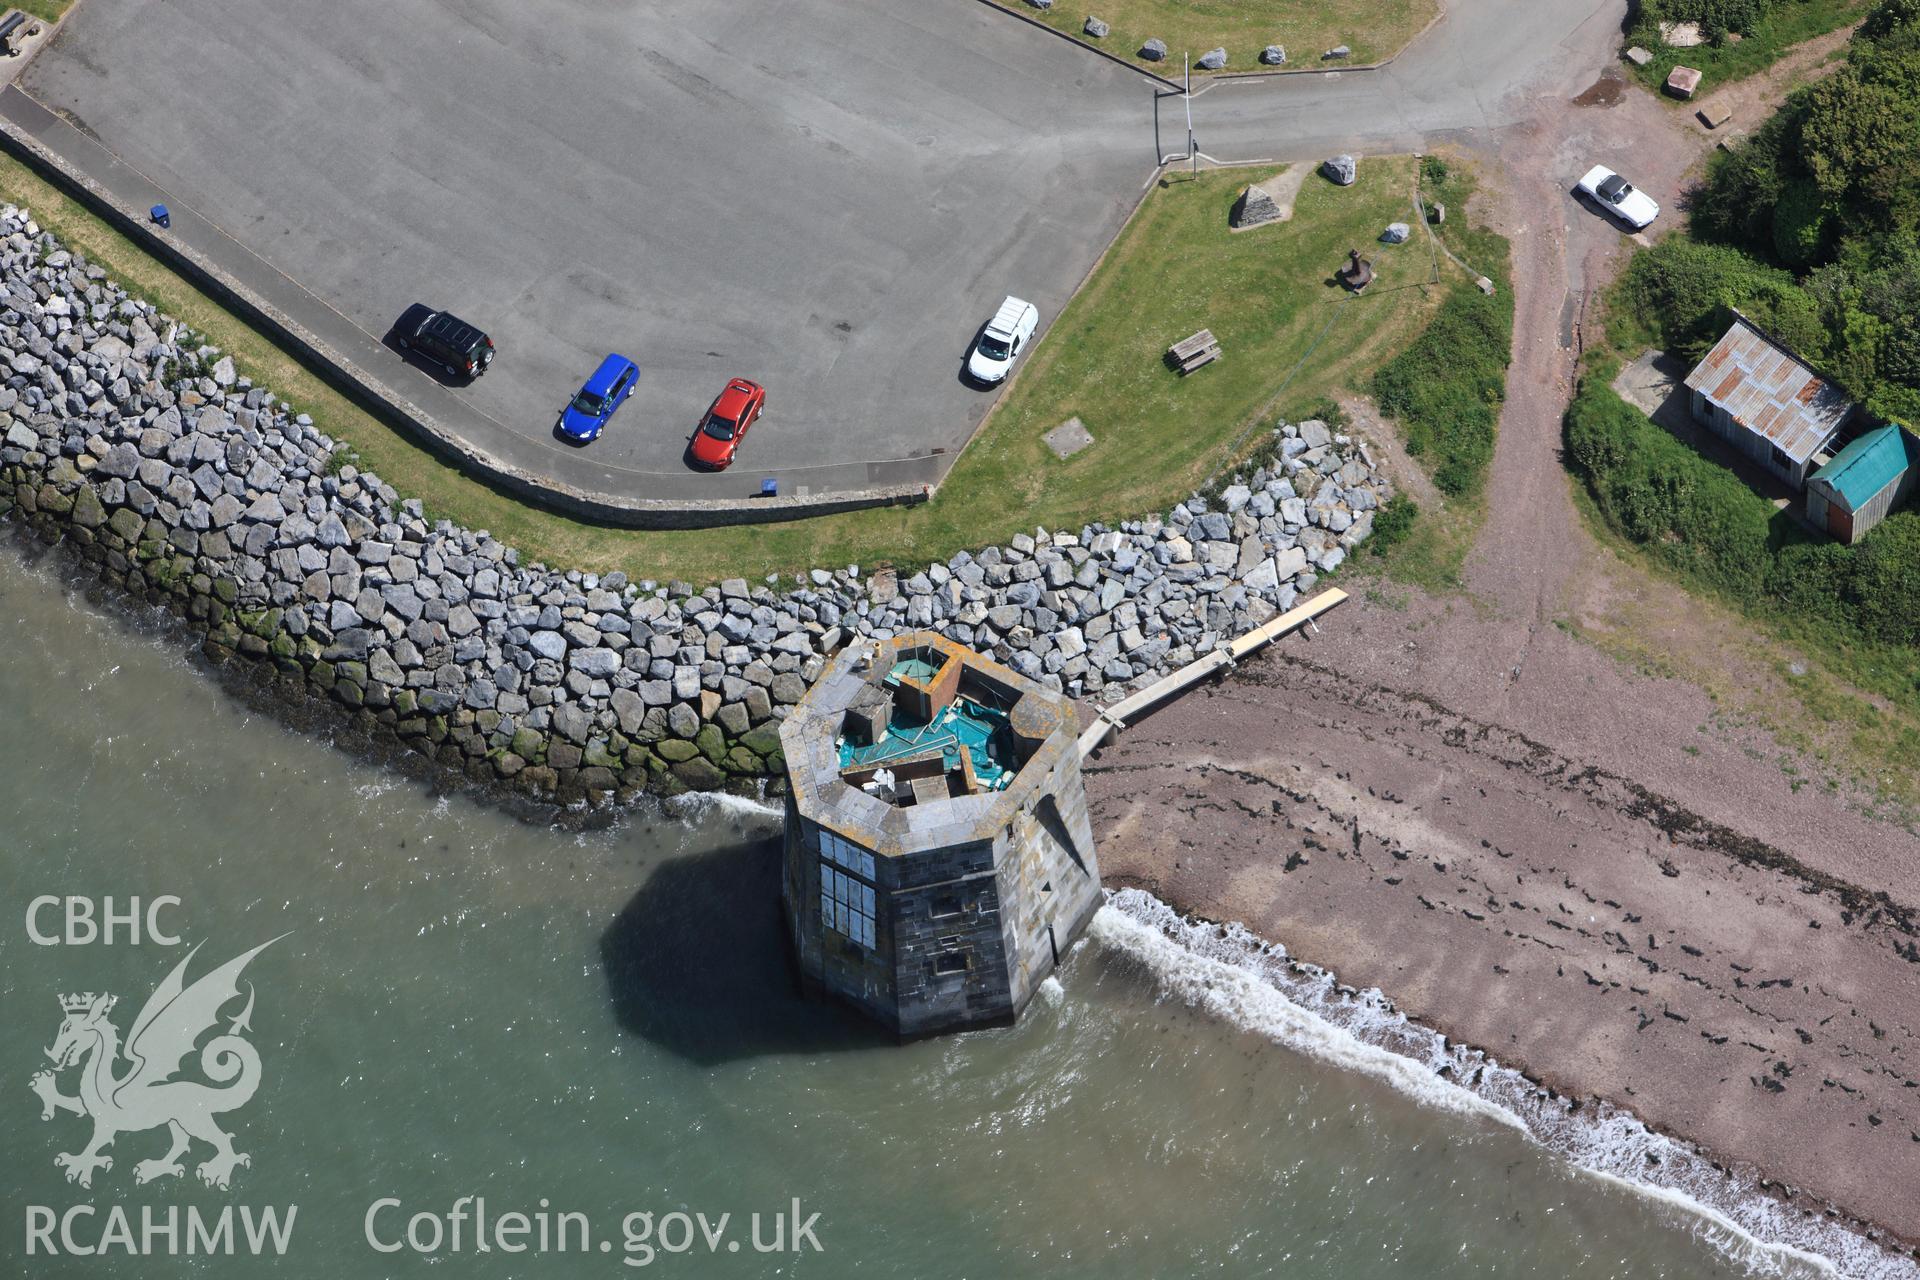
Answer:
[{"xmin": 30, "ymin": 938, "xmax": 283, "ymax": 1190}]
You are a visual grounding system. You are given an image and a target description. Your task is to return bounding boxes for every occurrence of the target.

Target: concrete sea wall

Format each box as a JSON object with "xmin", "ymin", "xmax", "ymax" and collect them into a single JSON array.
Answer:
[{"xmin": 0, "ymin": 206, "xmax": 1394, "ymax": 803}]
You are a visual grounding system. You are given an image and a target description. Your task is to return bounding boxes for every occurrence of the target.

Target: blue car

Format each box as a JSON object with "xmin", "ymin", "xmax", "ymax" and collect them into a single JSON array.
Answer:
[{"xmin": 558, "ymin": 354, "xmax": 640, "ymax": 442}]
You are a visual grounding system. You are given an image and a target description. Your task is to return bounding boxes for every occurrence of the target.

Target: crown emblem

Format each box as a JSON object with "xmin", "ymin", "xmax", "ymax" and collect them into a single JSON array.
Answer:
[{"xmin": 37, "ymin": 938, "xmax": 283, "ymax": 1192}]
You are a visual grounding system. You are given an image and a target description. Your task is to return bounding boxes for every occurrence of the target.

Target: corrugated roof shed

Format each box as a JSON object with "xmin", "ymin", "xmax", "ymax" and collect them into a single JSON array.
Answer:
[
  {"xmin": 1684, "ymin": 317, "xmax": 1853, "ymax": 463},
  {"xmin": 1810, "ymin": 424, "xmax": 1920, "ymax": 509}
]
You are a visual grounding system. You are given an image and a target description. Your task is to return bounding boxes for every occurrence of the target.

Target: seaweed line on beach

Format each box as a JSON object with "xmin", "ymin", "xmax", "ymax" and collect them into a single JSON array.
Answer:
[{"xmin": 1154, "ymin": 648, "xmax": 1920, "ymax": 938}]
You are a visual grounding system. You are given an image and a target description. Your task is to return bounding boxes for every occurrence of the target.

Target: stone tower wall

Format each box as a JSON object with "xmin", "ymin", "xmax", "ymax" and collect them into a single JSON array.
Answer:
[
  {"xmin": 995, "ymin": 747, "xmax": 1103, "ymax": 1016},
  {"xmin": 780, "ymin": 632, "xmax": 1105, "ymax": 1038},
  {"xmin": 887, "ymin": 838, "xmax": 1011, "ymax": 1037}
]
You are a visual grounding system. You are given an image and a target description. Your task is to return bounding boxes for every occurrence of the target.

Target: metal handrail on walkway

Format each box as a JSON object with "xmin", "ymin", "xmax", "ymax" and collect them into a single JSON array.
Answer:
[{"xmin": 1077, "ymin": 587, "xmax": 1348, "ymax": 759}]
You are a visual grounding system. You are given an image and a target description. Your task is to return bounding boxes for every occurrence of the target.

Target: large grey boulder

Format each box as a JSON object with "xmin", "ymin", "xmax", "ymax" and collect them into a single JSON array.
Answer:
[
  {"xmin": 1381, "ymin": 222, "xmax": 1411, "ymax": 243},
  {"xmin": 1140, "ymin": 37, "xmax": 1167, "ymax": 61},
  {"xmin": 95, "ymin": 443, "xmax": 140, "ymax": 480},
  {"xmin": 1260, "ymin": 45, "xmax": 1287, "ymax": 65},
  {"xmin": 1027, "ymin": 0, "xmax": 1052, "ymax": 9},
  {"xmin": 1231, "ymin": 182, "xmax": 1283, "ymax": 230},
  {"xmin": 244, "ymin": 492, "xmax": 285, "ymax": 523},
  {"xmin": 1083, "ymin": 15, "xmax": 1109, "ymax": 37},
  {"xmin": 1273, "ymin": 546, "xmax": 1309, "ymax": 580},
  {"xmin": 569, "ymin": 647, "xmax": 621, "ymax": 679},
  {"xmin": 1196, "ymin": 47, "xmax": 1228, "ymax": 70},
  {"xmin": 1322, "ymin": 154, "xmax": 1357, "ymax": 185},
  {"xmin": 1244, "ymin": 558, "xmax": 1280, "ymax": 591},
  {"xmin": 1228, "ymin": 169, "xmax": 1305, "ymax": 230},
  {"xmin": 552, "ymin": 703, "xmax": 592, "ymax": 744},
  {"xmin": 610, "ymin": 688, "xmax": 647, "ymax": 735}
]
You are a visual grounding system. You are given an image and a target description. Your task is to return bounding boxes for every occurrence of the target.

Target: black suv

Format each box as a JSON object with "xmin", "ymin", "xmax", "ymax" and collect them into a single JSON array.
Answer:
[{"xmin": 393, "ymin": 304, "xmax": 495, "ymax": 380}]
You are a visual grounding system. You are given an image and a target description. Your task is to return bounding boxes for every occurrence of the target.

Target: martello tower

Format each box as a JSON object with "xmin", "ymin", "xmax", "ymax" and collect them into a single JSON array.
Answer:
[{"xmin": 779, "ymin": 632, "xmax": 1103, "ymax": 1037}]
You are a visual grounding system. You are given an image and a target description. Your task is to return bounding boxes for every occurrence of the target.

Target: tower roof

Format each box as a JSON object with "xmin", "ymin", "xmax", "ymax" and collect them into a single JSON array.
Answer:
[{"xmin": 780, "ymin": 632, "xmax": 1082, "ymax": 857}]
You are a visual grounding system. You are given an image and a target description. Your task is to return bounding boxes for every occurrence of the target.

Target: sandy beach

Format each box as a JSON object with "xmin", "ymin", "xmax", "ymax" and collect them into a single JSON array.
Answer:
[{"xmin": 1085, "ymin": 625, "xmax": 1920, "ymax": 1247}]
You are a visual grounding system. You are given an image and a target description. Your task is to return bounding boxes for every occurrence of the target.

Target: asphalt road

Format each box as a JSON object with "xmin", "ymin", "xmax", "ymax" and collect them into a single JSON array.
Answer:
[
  {"xmin": 21, "ymin": 0, "xmax": 1621, "ymax": 501},
  {"xmin": 1183, "ymin": 0, "xmax": 1625, "ymax": 163},
  {"xmin": 23, "ymin": 0, "xmax": 1156, "ymax": 495}
]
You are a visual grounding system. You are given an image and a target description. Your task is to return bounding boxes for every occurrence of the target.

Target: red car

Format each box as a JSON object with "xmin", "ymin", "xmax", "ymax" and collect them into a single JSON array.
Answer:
[{"xmin": 689, "ymin": 378, "xmax": 765, "ymax": 470}]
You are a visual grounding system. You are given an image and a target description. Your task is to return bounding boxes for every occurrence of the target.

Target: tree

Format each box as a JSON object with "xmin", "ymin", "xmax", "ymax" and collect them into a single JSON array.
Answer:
[
  {"xmin": 1691, "ymin": 114, "xmax": 1794, "ymax": 257},
  {"xmin": 1619, "ymin": 239, "xmax": 1807, "ymax": 357},
  {"xmin": 1862, "ymin": 0, "xmax": 1920, "ymax": 43},
  {"xmin": 1798, "ymin": 71, "xmax": 1919, "ymax": 206},
  {"xmin": 1770, "ymin": 180, "xmax": 1830, "ymax": 267}
]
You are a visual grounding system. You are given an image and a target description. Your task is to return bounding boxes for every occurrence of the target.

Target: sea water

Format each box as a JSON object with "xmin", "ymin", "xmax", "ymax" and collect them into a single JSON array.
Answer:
[{"xmin": 0, "ymin": 547, "xmax": 1901, "ymax": 1279}]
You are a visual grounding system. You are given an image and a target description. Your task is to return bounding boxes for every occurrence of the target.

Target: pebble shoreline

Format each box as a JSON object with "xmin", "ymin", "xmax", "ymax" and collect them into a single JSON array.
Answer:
[{"xmin": 0, "ymin": 206, "xmax": 1393, "ymax": 803}]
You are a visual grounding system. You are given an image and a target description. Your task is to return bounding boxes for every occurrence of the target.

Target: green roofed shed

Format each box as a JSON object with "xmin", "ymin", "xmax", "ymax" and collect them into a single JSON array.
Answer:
[{"xmin": 1806, "ymin": 425, "xmax": 1920, "ymax": 544}]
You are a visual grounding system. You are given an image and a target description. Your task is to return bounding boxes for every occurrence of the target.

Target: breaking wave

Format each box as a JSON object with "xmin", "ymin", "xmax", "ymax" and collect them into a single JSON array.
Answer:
[
  {"xmin": 1092, "ymin": 888, "xmax": 1919, "ymax": 1280},
  {"xmin": 665, "ymin": 789, "xmax": 782, "ymax": 824}
]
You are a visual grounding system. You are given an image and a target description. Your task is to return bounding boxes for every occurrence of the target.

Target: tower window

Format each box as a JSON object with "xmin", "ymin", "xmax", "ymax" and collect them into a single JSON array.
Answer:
[
  {"xmin": 820, "ymin": 863, "xmax": 875, "ymax": 949},
  {"xmin": 819, "ymin": 829, "xmax": 875, "ymax": 880}
]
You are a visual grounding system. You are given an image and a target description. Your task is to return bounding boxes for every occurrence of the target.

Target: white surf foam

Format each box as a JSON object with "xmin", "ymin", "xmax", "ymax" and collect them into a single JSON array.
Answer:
[
  {"xmin": 1091, "ymin": 902, "xmax": 1527, "ymax": 1133},
  {"xmin": 1093, "ymin": 888, "xmax": 1918, "ymax": 1280},
  {"xmin": 665, "ymin": 789, "xmax": 783, "ymax": 824}
]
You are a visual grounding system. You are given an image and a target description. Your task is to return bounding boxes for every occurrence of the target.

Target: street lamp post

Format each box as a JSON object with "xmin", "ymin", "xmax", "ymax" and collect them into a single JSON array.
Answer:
[{"xmin": 1184, "ymin": 53, "xmax": 1196, "ymax": 176}]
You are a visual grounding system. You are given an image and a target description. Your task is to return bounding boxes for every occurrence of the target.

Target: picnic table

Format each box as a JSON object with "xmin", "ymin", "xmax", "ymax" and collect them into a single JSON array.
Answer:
[{"xmin": 1168, "ymin": 329, "xmax": 1222, "ymax": 375}]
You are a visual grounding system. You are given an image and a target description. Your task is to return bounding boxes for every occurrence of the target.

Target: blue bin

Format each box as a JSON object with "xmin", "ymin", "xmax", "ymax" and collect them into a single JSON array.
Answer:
[
  {"xmin": 148, "ymin": 204, "xmax": 171, "ymax": 229},
  {"xmin": 759, "ymin": 478, "xmax": 778, "ymax": 498}
]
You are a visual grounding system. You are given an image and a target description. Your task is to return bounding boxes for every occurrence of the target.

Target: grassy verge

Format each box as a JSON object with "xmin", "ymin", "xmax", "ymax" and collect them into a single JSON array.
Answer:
[
  {"xmin": 0, "ymin": 151, "xmax": 1450, "ymax": 584},
  {"xmin": 1364, "ymin": 492, "xmax": 1486, "ymax": 593},
  {"xmin": 12, "ymin": 1, "xmax": 74, "ymax": 21},
  {"xmin": 1370, "ymin": 282, "xmax": 1511, "ymax": 497},
  {"xmin": 1012, "ymin": 0, "xmax": 1437, "ymax": 73},
  {"xmin": 1372, "ymin": 158, "xmax": 1512, "ymax": 499},
  {"xmin": 1348, "ymin": 155, "xmax": 1512, "ymax": 593},
  {"xmin": 1626, "ymin": 0, "xmax": 1865, "ymax": 93},
  {"xmin": 1418, "ymin": 154, "xmax": 1510, "ymax": 283}
]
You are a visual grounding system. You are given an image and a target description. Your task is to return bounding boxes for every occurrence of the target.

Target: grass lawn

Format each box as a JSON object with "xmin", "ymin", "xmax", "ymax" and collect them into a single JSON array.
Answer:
[
  {"xmin": 937, "ymin": 157, "xmax": 1440, "ymax": 537},
  {"xmin": 11, "ymin": 1, "xmax": 74, "ymax": 22},
  {"xmin": 1365, "ymin": 492, "xmax": 1485, "ymax": 593},
  {"xmin": 1626, "ymin": 0, "xmax": 1865, "ymax": 93},
  {"xmin": 1014, "ymin": 0, "xmax": 1438, "ymax": 73},
  {"xmin": 0, "ymin": 151, "xmax": 1445, "ymax": 583}
]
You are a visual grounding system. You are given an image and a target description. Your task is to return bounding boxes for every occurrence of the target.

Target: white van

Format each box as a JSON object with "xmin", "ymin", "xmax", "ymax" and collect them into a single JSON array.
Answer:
[{"xmin": 967, "ymin": 296, "xmax": 1039, "ymax": 385}]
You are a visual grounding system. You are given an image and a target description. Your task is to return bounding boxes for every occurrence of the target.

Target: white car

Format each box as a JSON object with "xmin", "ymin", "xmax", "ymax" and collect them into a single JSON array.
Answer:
[
  {"xmin": 967, "ymin": 296, "xmax": 1039, "ymax": 385},
  {"xmin": 1577, "ymin": 165, "xmax": 1660, "ymax": 229}
]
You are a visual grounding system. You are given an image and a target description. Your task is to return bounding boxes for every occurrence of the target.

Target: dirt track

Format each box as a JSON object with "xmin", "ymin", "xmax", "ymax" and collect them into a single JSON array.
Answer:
[{"xmin": 1086, "ymin": 43, "xmax": 1920, "ymax": 1248}]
